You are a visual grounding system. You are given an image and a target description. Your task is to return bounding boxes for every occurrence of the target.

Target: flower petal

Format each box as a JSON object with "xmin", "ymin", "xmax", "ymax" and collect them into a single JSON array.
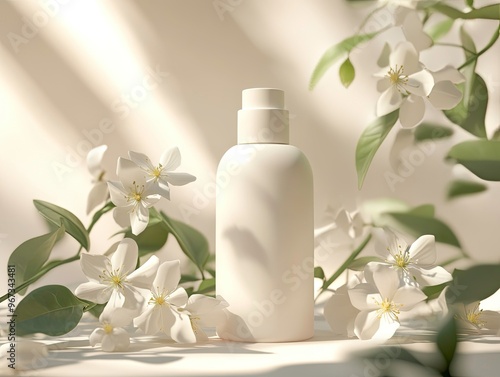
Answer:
[
  {"xmin": 371, "ymin": 264, "xmax": 401, "ymax": 300},
  {"xmin": 134, "ymin": 306, "xmax": 161, "ymax": 335},
  {"xmin": 100, "ymin": 307, "xmax": 134, "ymax": 328},
  {"xmin": 377, "ymin": 87, "xmax": 403, "ymax": 116},
  {"xmin": 128, "ymin": 255, "xmax": 160, "ymax": 289},
  {"xmin": 408, "ymin": 235, "xmax": 436, "ymax": 265},
  {"xmin": 170, "ymin": 310, "xmax": 197, "ymax": 343},
  {"xmin": 101, "ymin": 334, "xmax": 115, "ymax": 352},
  {"xmin": 187, "ymin": 294, "xmax": 229, "ymax": 315},
  {"xmin": 168, "ymin": 287, "xmax": 189, "ymax": 307},
  {"xmin": 154, "ymin": 260, "xmax": 181, "ymax": 294},
  {"xmin": 401, "ymin": 11, "xmax": 432, "ymax": 52},
  {"xmin": 392, "ymin": 286, "xmax": 427, "ymax": 310},
  {"xmin": 399, "ymin": 94, "xmax": 425, "ymax": 129},
  {"xmin": 165, "ymin": 172, "xmax": 196, "ymax": 186},
  {"xmin": 160, "ymin": 147, "xmax": 182, "ymax": 171},
  {"xmin": 75, "ymin": 281, "xmax": 110, "ymax": 304},
  {"xmin": 110, "ymin": 328, "xmax": 130, "ymax": 351},
  {"xmin": 324, "ymin": 289, "xmax": 359, "ymax": 336},
  {"xmin": 390, "ymin": 41, "xmax": 420, "ymax": 75},
  {"xmin": 107, "ymin": 181, "xmax": 129, "ymax": 207},
  {"xmin": 373, "ymin": 312, "xmax": 400, "ymax": 340},
  {"xmin": 428, "ymin": 81, "xmax": 463, "ymax": 110},
  {"xmin": 111, "ymin": 238, "xmax": 138, "ymax": 275},
  {"xmin": 128, "ymin": 151, "xmax": 155, "ymax": 172},
  {"xmin": 80, "ymin": 253, "xmax": 110, "ymax": 282},
  {"xmin": 481, "ymin": 310, "xmax": 500, "ymax": 330},
  {"xmin": 87, "ymin": 182, "xmax": 109, "ymax": 214},
  {"xmin": 113, "ymin": 206, "xmax": 132, "ymax": 228},
  {"xmin": 116, "ymin": 157, "xmax": 147, "ymax": 186},
  {"xmin": 432, "ymin": 66, "xmax": 465, "ymax": 84},
  {"xmin": 89, "ymin": 328, "xmax": 105, "ymax": 347},
  {"xmin": 406, "ymin": 69, "xmax": 434, "ymax": 96},
  {"xmin": 411, "ymin": 266, "xmax": 452, "ymax": 286},
  {"xmin": 87, "ymin": 145, "xmax": 107, "ymax": 177},
  {"xmin": 354, "ymin": 310, "xmax": 381, "ymax": 340},
  {"xmin": 348, "ymin": 283, "xmax": 381, "ymax": 311},
  {"xmin": 130, "ymin": 205, "xmax": 149, "ymax": 236}
]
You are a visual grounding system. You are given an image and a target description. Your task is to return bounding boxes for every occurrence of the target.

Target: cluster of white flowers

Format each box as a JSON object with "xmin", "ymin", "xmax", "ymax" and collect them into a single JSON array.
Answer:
[
  {"xmin": 375, "ymin": 6, "xmax": 464, "ymax": 128},
  {"xmin": 79, "ymin": 146, "xmax": 228, "ymax": 351},
  {"xmin": 87, "ymin": 145, "xmax": 196, "ymax": 235}
]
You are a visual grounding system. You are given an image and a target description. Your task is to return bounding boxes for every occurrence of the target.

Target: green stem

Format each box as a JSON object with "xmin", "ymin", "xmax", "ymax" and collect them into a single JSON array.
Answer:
[
  {"xmin": 434, "ymin": 42, "xmax": 477, "ymax": 55},
  {"xmin": 318, "ymin": 233, "xmax": 372, "ymax": 298},
  {"xmin": 458, "ymin": 25, "xmax": 500, "ymax": 70},
  {"xmin": 0, "ymin": 254, "xmax": 80, "ymax": 302},
  {"xmin": 429, "ymin": 3, "xmax": 500, "ymax": 20}
]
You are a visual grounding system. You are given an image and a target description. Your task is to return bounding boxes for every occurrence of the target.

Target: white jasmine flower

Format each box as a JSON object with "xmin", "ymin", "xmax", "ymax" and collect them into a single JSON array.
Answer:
[
  {"xmin": 455, "ymin": 301, "xmax": 500, "ymax": 334},
  {"xmin": 129, "ymin": 147, "xmax": 196, "ymax": 200},
  {"xmin": 134, "ymin": 260, "xmax": 196, "ymax": 343},
  {"xmin": 375, "ymin": 41, "xmax": 434, "ymax": 128},
  {"xmin": 349, "ymin": 263, "xmax": 426, "ymax": 340},
  {"xmin": 0, "ymin": 340, "xmax": 48, "ymax": 371},
  {"xmin": 185, "ymin": 294, "xmax": 229, "ymax": 341},
  {"xmin": 374, "ymin": 228, "xmax": 452, "ymax": 286},
  {"xmin": 86, "ymin": 145, "xmax": 109, "ymax": 214},
  {"xmin": 89, "ymin": 308, "xmax": 132, "ymax": 352},
  {"xmin": 75, "ymin": 238, "xmax": 159, "ymax": 311},
  {"xmin": 107, "ymin": 157, "xmax": 161, "ymax": 235}
]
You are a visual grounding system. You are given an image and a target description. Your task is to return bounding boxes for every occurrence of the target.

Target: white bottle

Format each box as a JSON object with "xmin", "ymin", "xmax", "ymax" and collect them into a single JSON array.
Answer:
[{"xmin": 216, "ymin": 88, "xmax": 314, "ymax": 342}]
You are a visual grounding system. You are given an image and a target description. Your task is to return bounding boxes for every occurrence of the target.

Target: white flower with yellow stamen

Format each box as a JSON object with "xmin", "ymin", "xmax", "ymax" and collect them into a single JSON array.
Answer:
[
  {"xmin": 134, "ymin": 260, "xmax": 196, "ymax": 343},
  {"xmin": 348, "ymin": 263, "xmax": 426, "ymax": 340},
  {"xmin": 128, "ymin": 147, "xmax": 196, "ymax": 200},
  {"xmin": 75, "ymin": 238, "xmax": 159, "ymax": 311},
  {"xmin": 185, "ymin": 294, "xmax": 229, "ymax": 341},
  {"xmin": 455, "ymin": 301, "xmax": 500, "ymax": 334},
  {"xmin": 375, "ymin": 41, "xmax": 434, "ymax": 128},
  {"xmin": 89, "ymin": 308, "xmax": 132, "ymax": 352},
  {"xmin": 108, "ymin": 157, "xmax": 161, "ymax": 235},
  {"xmin": 373, "ymin": 228, "xmax": 452, "ymax": 286}
]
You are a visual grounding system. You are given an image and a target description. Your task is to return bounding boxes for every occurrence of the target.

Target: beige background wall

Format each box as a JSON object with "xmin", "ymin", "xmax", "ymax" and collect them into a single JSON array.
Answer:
[{"xmin": 1, "ymin": 0, "xmax": 499, "ymax": 287}]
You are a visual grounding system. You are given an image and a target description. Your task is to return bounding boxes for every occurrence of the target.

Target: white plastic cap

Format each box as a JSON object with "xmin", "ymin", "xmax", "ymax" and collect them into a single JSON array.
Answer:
[
  {"xmin": 242, "ymin": 88, "xmax": 285, "ymax": 110},
  {"xmin": 238, "ymin": 88, "xmax": 289, "ymax": 145}
]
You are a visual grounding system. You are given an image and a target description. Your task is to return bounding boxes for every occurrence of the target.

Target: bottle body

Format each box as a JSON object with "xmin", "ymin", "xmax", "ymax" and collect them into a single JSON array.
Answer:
[{"xmin": 216, "ymin": 143, "xmax": 314, "ymax": 342}]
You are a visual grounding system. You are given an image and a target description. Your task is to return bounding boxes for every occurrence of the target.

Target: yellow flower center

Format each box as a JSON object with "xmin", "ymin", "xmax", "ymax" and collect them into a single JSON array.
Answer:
[
  {"xmin": 375, "ymin": 298, "xmax": 403, "ymax": 322},
  {"xmin": 149, "ymin": 289, "xmax": 169, "ymax": 306},
  {"xmin": 394, "ymin": 251, "xmax": 411, "ymax": 269},
  {"xmin": 190, "ymin": 316, "xmax": 201, "ymax": 334},
  {"xmin": 466, "ymin": 304, "xmax": 485, "ymax": 328},
  {"xmin": 387, "ymin": 65, "xmax": 408, "ymax": 92},
  {"xmin": 100, "ymin": 268, "xmax": 127, "ymax": 289},
  {"xmin": 127, "ymin": 181, "xmax": 145, "ymax": 204},
  {"xmin": 103, "ymin": 323, "xmax": 113, "ymax": 334},
  {"xmin": 152, "ymin": 165, "xmax": 162, "ymax": 179}
]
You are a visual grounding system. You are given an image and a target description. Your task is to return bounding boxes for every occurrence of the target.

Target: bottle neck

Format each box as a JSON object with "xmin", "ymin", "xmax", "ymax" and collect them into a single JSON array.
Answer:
[{"xmin": 237, "ymin": 108, "xmax": 289, "ymax": 145}]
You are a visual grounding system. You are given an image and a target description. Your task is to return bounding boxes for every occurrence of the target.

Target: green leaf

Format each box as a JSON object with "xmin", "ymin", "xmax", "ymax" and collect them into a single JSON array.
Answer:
[
  {"xmin": 446, "ymin": 140, "xmax": 500, "ymax": 181},
  {"xmin": 314, "ymin": 266, "xmax": 325, "ymax": 280},
  {"xmin": 339, "ymin": 58, "xmax": 355, "ymax": 88},
  {"xmin": 8, "ymin": 226, "xmax": 65, "ymax": 295},
  {"xmin": 492, "ymin": 127, "xmax": 500, "ymax": 140},
  {"xmin": 356, "ymin": 110, "xmax": 399, "ymax": 189},
  {"xmin": 430, "ymin": 3, "xmax": 500, "ymax": 20},
  {"xmin": 206, "ymin": 268, "xmax": 216, "ymax": 278},
  {"xmin": 87, "ymin": 303, "xmax": 106, "ymax": 318},
  {"xmin": 427, "ymin": 18, "xmax": 454, "ymax": 41},
  {"xmin": 459, "ymin": 25, "xmax": 477, "ymax": 107},
  {"xmin": 348, "ymin": 256, "xmax": 382, "ymax": 271},
  {"xmin": 414, "ymin": 123, "xmax": 453, "ymax": 142},
  {"xmin": 124, "ymin": 217, "xmax": 169, "ymax": 257},
  {"xmin": 310, "ymin": 32, "xmax": 379, "ymax": 90},
  {"xmin": 447, "ymin": 265, "xmax": 500, "ymax": 304},
  {"xmin": 33, "ymin": 200, "xmax": 90, "ymax": 250},
  {"xmin": 447, "ymin": 179, "xmax": 487, "ymax": 200},
  {"xmin": 195, "ymin": 278, "xmax": 215, "ymax": 295},
  {"xmin": 436, "ymin": 315, "xmax": 457, "ymax": 370},
  {"xmin": 180, "ymin": 274, "xmax": 200, "ymax": 284},
  {"xmin": 159, "ymin": 211, "xmax": 210, "ymax": 273},
  {"xmin": 14, "ymin": 285, "xmax": 86, "ymax": 336},
  {"xmin": 422, "ymin": 282, "xmax": 449, "ymax": 300},
  {"xmin": 408, "ymin": 204, "xmax": 435, "ymax": 218},
  {"xmin": 384, "ymin": 212, "xmax": 461, "ymax": 248},
  {"xmin": 444, "ymin": 74, "xmax": 488, "ymax": 138},
  {"xmin": 465, "ymin": 0, "xmax": 474, "ymax": 8}
]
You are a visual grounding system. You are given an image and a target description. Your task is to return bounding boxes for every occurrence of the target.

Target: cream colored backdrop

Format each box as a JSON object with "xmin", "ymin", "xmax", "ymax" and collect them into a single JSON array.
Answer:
[{"xmin": 0, "ymin": 0, "xmax": 499, "ymax": 288}]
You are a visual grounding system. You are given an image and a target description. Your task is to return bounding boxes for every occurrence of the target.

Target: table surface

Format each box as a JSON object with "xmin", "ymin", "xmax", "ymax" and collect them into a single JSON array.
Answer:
[{"xmin": 2, "ymin": 306, "xmax": 500, "ymax": 377}]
